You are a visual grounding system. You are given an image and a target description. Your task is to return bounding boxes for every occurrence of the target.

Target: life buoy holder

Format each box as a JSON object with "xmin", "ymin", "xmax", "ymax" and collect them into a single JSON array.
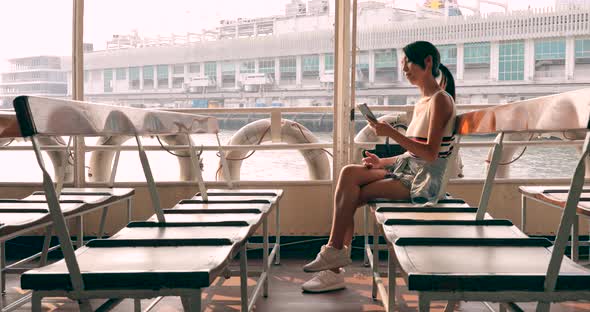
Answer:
[{"xmin": 219, "ymin": 119, "xmax": 331, "ymax": 181}]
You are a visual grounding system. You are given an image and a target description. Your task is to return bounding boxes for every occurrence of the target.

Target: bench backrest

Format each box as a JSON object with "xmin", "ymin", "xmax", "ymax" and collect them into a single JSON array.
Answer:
[
  {"xmin": 11, "ymin": 95, "xmax": 220, "ymax": 293},
  {"xmin": 456, "ymin": 88, "xmax": 590, "ymax": 135},
  {"xmin": 13, "ymin": 95, "xmax": 218, "ymax": 137},
  {"xmin": 433, "ymin": 89, "xmax": 590, "ymax": 205},
  {"xmin": 454, "ymin": 88, "xmax": 590, "ymax": 292}
]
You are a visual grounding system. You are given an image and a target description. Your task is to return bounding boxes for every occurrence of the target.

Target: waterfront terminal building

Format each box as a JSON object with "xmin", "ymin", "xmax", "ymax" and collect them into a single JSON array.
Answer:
[{"xmin": 1, "ymin": 1, "xmax": 590, "ymax": 109}]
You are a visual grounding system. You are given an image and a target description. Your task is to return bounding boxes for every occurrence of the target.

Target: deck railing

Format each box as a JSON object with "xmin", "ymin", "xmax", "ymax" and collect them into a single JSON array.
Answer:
[{"xmin": 0, "ymin": 103, "xmax": 585, "ymax": 185}]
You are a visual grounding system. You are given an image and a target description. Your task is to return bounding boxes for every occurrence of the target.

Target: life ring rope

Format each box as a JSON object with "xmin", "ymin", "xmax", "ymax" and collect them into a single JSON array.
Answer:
[
  {"xmin": 215, "ymin": 125, "xmax": 271, "ymax": 180},
  {"xmin": 218, "ymin": 119, "xmax": 332, "ymax": 181}
]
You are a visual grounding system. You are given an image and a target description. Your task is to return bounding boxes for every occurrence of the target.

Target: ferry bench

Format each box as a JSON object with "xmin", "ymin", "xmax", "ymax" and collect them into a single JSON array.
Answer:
[
  {"xmin": 519, "ymin": 185, "xmax": 590, "ymax": 262},
  {"xmin": 11, "ymin": 96, "xmax": 278, "ymax": 311},
  {"xmin": 0, "ymin": 110, "xmax": 135, "ymax": 312},
  {"xmin": 138, "ymin": 198, "xmax": 281, "ymax": 311},
  {"xmin": 192, "ymin": 189, "xmax": 283, "ymax": 264},
  {"xmin": 155, "ymin": 150, "xmax": 285, "ymax": 308},
  {"xmin": 368, "ymin": 88, "xmax": 590, "ymax": 312}
]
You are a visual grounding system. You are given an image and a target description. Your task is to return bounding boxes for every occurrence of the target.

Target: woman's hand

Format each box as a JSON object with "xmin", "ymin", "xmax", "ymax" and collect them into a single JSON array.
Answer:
[
  {"xmin": 368, "ymin": 120, "xmax": 395, "ymax": 137},
  {"xmin": 362, "ymin": 151, "xmax": 383, "ymax": 169}
]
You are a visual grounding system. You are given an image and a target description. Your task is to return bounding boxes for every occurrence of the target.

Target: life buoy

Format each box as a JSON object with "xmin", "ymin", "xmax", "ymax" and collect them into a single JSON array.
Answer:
[
  {"xmin": 88, "ymin": 135, "xmax": 198, "ymax": 182},
  {"xmin": 354, "ymin": 113, "xmax": 464, "ymax": 178},
  {"xmin": 219, "ymin": 119, "xmax": 331, "ymax": 181}
]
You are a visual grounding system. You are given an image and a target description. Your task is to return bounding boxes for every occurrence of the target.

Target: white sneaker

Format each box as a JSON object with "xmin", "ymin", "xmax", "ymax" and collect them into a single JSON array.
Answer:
[
  {"xmin": 301, "ymin": 269, "xmax": 346, "ymax": 293},
  {"xmin": 303, "ymin": 245, "xmax": 352, "ymax": 272}
]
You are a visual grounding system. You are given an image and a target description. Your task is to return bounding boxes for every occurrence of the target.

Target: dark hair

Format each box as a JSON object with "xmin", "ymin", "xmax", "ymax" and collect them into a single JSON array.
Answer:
[{"xmin": 402, "ymin": 41, "xmax": 456, "ymax": 101}]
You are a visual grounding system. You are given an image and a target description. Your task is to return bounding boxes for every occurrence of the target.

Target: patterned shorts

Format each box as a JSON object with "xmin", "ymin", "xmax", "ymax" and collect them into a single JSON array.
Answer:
[{"xmin": 384, "ymin": 152, "xmax": 449, "ymax": 205}]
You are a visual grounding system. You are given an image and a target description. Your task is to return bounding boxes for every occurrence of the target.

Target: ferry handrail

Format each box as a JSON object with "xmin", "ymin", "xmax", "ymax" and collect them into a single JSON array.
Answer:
[
  {"xmin": 0, "ymin": 139, "xmax": 584, "ymax": 152},
  {"xmin": 0, "ymin": 177, "xmax": 577, "ymax": 186},
  {"xmin": 166, "ymin": 103, "xmax": 498, "ymax": 114},
  {"xmin": 356, "ymin": 140, "xmax": 586, "ymax": 148}
]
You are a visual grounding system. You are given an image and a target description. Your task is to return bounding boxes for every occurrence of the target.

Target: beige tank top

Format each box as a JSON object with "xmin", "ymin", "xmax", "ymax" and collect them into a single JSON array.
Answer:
[{"xmin": 405, "ymin": 89, "xmax": 456, "ymax": 158}]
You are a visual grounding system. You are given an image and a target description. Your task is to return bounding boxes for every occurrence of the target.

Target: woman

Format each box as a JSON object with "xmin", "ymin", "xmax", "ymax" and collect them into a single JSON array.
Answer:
[{"xmin": 302, "ymin": 41, "xmax": 457, "ymax": 293}]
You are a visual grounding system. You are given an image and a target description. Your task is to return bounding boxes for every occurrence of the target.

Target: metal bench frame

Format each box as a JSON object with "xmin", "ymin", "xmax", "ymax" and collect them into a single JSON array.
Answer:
[
  {"xmin": 11, "ymin": 96, "xmax": 232, "ymax": 312},
  {"xmin": 364, "ymin": 88, "xmax": 590, "ymax": 311}
]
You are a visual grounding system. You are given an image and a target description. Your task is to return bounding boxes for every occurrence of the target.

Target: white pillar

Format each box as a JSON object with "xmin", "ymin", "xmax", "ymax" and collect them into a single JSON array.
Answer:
[
  {"xmin": 200, "ymin": 62, "xmax": 205, "ymax": 76},
  {"xmin": 368, "ymin": 50, "xmax": 375, "ymax": 85},
  {"xmin": 296, "ymin": 55, "xmax": 302, "ymax": 87},
  {"xmin": 154, "ymin": 66, "xmax": 159, "ymax": 89},
  {"xmin": 489, "ymin": 41, "xmax": 499, "ymax": 81},
  {"xmin": 524, "ymin": 39, "xmax": 535, "ymax": 81},
  {"xmin": 456, "ymin": 43, "xmax": 465, "ymax": 81},
  {"xmin": 111, "ymin": 69, "xmax": 117, "ymax": 93},
  {"xmin": 255, "ymin": 59, "xmax": 260, "ymax": 73},
  {"xmin": 396, "ymin": 49, "xmax": 404, "ymax": 82},
  {"xmin": 565, "ymin": 37, "xmax": 576, "ymax": 80},
  {"xmin": 67, "ymin": 72, "xmax": 72, "ymax": 95},
  {"xmin": 319, "ymin": 54, "xmax": 326, "ymax": 76},
  {"xmin": 234, "ymin": 62, "xmax": 240, "ymax": 89},
  {"xmin": 168, "ymin": 65, "xmax": 173, "ymax": 89},
  {"xmin": 124, "ymin": 69, "xmax": 129, "ymax": 90},
  {"xmin": 183, "ymin": 64, "xmax": 189, "ymax": 85},
  {"xmin": 274, "ymin": 57, "xmax": 281, "ymax": 85},
  {"xmin": 139, "ymin": 67, "xmax": 144, "ymax": 90},
  {"xmin": 216, "ymin": 62, "xmax": 222, "ymax": 90}
]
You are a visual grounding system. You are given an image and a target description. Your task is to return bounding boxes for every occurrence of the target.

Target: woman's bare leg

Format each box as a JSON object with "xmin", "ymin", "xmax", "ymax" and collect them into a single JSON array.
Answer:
[
  {"xmin": 327, "ymin": 165, "xmax": 387, "ymax": 250},
  {"xmin": 342, "ymin": 179, "xmax": 410, "ymax": 247}
]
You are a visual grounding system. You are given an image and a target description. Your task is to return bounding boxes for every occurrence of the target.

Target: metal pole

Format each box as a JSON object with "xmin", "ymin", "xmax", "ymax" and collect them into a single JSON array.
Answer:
[
  {"xmin": 72, "ymin": 0, "xmax": 85, "ymax": 188},
  {"xmin": 216, "ymin": 133, "xmax": 233, "ymax": 189},
  {"xmin": 544, "ymin": 133, "xmax": 590, "ymax": 292},
  {"xmin": 108, "ymin": 150, "xmax": 121, "ymax": 188},
  {"xmin": 31, "ymin": 136, "xmax": 85, "ymax": 293},
  {"xmin": 186, "ymin": 134, "xmax": 208, "ymax": 201},
  {"xmin": 56, "ymin": 136, "xmax": 73, "ymax": 197},
  {"xmin": 332, "ymin": 0, "xmax": 352, "ymax": 184},
  {"xmin": 240, "ymin": 244, "xmax": 248, "ymax": 312},
  {"xmin": 476, "ymin": 132, "xmax": 504, "ymax": 220},
  {"xmin": 349, "ymin": 0, "xmax": 358, "ymax": 166},
  {"xmin": 263, "ymin": 218, "xmax": 269, "ymax": 297},
  {"xmin": 135, "ymin": 135, "xmax": 165, "ymax": 222}
]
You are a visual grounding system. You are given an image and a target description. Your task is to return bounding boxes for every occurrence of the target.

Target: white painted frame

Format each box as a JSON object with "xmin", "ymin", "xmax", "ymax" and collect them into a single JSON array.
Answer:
[{"xmin": 366, "ymin": 131, "xmax": 590, "ymax": 311}]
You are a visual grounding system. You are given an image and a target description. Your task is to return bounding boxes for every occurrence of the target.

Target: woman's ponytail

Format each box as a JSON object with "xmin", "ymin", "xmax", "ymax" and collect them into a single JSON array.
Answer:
[{"xmin": 438, "ymin": 64, "xmax": 455, "ymax": 101}]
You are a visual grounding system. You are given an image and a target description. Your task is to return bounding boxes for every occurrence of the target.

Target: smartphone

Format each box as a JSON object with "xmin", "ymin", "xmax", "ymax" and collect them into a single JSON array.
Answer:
[{"xmin": 357, "ymin": 103, "xmax": 377, "ymax": 122}]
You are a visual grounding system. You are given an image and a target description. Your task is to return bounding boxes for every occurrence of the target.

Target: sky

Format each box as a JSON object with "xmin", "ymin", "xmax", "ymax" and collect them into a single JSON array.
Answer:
[{"xmin": 0, "ymin": 0, "xmax": 561, "ymax": 67}]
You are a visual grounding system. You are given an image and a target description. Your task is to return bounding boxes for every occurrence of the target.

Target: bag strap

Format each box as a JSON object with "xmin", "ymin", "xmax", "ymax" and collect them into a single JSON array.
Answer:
[{"xmin": 385, "ymin": 123, "xmax": 407, "ymax": 156}]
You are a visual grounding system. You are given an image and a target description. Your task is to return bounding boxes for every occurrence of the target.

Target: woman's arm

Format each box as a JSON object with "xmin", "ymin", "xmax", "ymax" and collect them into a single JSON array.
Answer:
[
  {"xmin": 369, "ymin": 92, "xmax": 454, "ymax": 163},
  {"xmin": 362, "ymin": 151, "xmax": 397, "ymax": 169},
  {"xmin": 379, "ymin": 155, "xmax": 399, "ymax": 167}
]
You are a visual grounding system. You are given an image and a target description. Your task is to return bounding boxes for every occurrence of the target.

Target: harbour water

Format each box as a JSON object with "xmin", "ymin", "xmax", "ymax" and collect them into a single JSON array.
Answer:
[{"xmin": 0, "ymin": 131, "xmax": 579, "ymax": 183}]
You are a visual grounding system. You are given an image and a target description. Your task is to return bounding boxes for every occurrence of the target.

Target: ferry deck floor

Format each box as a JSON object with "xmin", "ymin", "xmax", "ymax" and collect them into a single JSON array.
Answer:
[{"xmin": 3, "ymin": 257, "xmax": 590, "ymax": 311}]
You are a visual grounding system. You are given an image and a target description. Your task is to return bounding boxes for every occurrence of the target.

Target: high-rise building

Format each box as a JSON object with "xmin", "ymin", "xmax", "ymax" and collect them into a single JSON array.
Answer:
[
  {"xmin": 307, "ymin": 0, "xmax": 329, "ymax": 15},
  {"xmin": 285, "ymin": 0, "xmax": 306, "ymax": 16},
  {"xmin": 0, "ymin": 56, "xmax": 67, "ymax": 107},
  {"xmin": 555, "ymin": 0, "xmax": 590, "ymax": 8}
]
